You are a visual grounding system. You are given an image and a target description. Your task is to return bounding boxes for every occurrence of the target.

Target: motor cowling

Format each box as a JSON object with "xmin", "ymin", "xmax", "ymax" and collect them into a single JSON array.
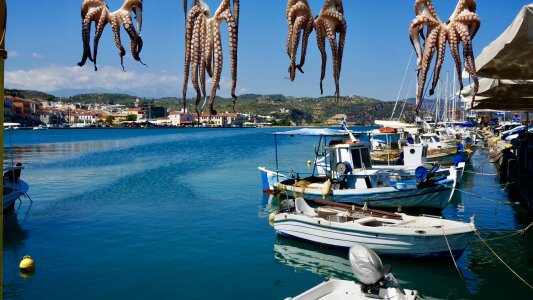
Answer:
[{"xmin": 349, "ymin": 244, "xmax": 384, "ymax": 285}]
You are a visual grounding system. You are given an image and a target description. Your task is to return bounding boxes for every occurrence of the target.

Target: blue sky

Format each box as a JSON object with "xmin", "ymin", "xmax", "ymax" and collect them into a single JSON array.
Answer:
[{"xmin": 4, "ymin": 0, "xmax": 531, "ymax": 101}]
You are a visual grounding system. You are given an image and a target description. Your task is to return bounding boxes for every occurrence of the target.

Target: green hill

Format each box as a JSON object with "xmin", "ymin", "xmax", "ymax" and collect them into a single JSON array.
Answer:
[{"xmin": 5, "ymin": 89, "xmax": 415, "ymax": 125}]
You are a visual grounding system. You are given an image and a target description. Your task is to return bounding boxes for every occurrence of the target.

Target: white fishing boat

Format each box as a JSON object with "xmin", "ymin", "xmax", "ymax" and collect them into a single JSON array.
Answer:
[
  {"xmin": 273, "ymin": 198, "xmax": 475, "ymax": 258},
  {"xmin": 286, "ymin": 244, "xmax": 418, "ymax": 300},
  {"xmin": 3, "ymin": 164, "xmax": 30, "ymax": 212},
  {"xmin": 259, "ymin": 128, "xmax": 457, "ymax": 210}
]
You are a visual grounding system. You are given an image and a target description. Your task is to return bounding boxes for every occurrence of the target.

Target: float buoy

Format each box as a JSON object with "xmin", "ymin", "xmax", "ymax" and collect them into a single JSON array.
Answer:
[
  {"xmin": 268, "ymin": 212, "xmax": 277, "ymax": 225},
  {"xmin": 321, "ymin": 179, "xmax": 332, "ymax": 199},
  {"xmin": 307, "ymin": 160, "xmax": 312, "ymax": 165},
  {"xmin": 19, "ymin": 255, "xmax": 35, "ymax": 279}
]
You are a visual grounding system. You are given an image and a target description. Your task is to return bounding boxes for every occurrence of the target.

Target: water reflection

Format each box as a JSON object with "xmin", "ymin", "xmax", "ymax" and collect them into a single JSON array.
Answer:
[
  {"xmin": 274, "ymin": 238, "xmax": 352, "ymax": 279},
  {"xmin": 3, "ymin": 211, "xmax": 28, "ymax": 250}
]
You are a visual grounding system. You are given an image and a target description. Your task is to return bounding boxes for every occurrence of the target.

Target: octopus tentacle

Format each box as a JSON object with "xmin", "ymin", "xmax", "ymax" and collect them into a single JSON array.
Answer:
[
  {"xmin": 209, "ymin": 22, "xmax": 223, "ymax": 116},
  {"xmin": 92, "ymin": 8, "xmax": 109, "ymax": 71},
  {"xmin": 108, "ymin": 14, "xmax": 127, "ymax": 71},
  {"xmin": 191, "ymin": 16, "xmax": 203, "ymax": 113},
  {"xmin": 289, "ymin": 16, "xmax": 306, "ymax": 81},
  {"xmin": 314, "ymin": 19, "xmax": 327, "ymax": 95},
  {"xmin": 183, "ymin": 5, "xmax": 202, "ymax": 109},
  {"xmin": 323, "ymin": 20, "xmax": 339, "ymax": 99},
  {"xmin": 296, "ymin": 16, "xmax": 314, "ymax": 74},
  {"xmin": 446, "ymin": 28, "xmax": 464, "ymax": 91},
  {"xmin": 429, "ymin": 26, "xmax": 446, "ymax": 95},
  {"xmin": 219, "ymin": 9, "xmax": 238, "ymax": 104},
  {"xmin": 415, "ymin": 28, "xmax": 439, "ymax": 111}
]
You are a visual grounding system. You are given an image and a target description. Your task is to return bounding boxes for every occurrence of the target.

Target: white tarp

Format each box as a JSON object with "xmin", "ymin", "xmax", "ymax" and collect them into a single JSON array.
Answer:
[
  {"xmin": 461, "ymin": 78, "xmax": 533, "ymax": 111},
  {"xmin": 475, "ymin": 4, "xmax": 533, "ymax": 80}
]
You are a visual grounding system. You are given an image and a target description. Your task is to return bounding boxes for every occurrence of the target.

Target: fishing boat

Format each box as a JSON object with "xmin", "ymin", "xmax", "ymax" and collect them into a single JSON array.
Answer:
[
  {"xmin": 3, "ymin": 164, "xmax": 30, "ymax": 212},
  {"xmin": 259, "ymin": 128, "xmax": 457, "ymax": 210},
  {"xmin": 285, "ymin": 244, "xmax": 418, "ymax": 300},
  {"xmin": 273, "ymin": 198, "xmax": 475, "ymax": 258}
]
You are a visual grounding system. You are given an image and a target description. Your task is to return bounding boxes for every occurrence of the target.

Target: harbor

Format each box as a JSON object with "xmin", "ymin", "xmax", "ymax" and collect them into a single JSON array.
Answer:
[
  {"xmin": 2, "ymin": 0, "xmax": 533, "ymax": 299},
  {"xmin": 2, "ymin": 127, "xmax": 533, "ymax": 299}
]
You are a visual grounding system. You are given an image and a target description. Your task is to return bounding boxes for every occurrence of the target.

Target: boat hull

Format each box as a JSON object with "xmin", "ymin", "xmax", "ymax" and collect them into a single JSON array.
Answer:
[
  {"xmin": 3, "ymin": 179, "xmax": 29, "ymax": 212},
  {"xmin": 288, "ymin": 279, "xmax": 417, "ymax": 300},
  {"xmin": 274, "ymin": 215, "xmax": 474, "ymax": 258},
  {"xmin": 280, "ymin": 181, "xmax": 453, "ymax": 210}
]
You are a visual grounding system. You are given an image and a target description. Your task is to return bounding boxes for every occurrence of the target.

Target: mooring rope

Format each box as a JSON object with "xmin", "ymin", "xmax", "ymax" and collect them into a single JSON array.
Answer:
[
  {"xmin": 462, "ymin": 170, "xmax": 500, "ymax": 176},
  {"xmin": 471, "ymin": 222, "xmax": 533, "ymax": 243},
  {"xmin": 442, "ymin": 228, "xmax": 468, "ymax": 289},
  {"xmin": 443, "ymin": 184, "xmax": 504, "ymax": 205},
  {"xmin": 474, "ymin": 230, "xmax": 533, "ymax": 290}
]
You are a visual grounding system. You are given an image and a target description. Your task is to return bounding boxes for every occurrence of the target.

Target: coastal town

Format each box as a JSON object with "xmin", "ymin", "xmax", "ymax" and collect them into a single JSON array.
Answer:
[{"xmin": 4, "ymin": 94, "xmax": 250, "ymax": 128}]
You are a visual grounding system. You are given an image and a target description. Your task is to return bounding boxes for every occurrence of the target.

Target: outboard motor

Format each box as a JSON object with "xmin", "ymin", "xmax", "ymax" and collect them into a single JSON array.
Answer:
[
  {"xmin": 279, "ymin": 199, "xmax": 295, "ymax": 213},
  {"xmin": 415, "ymin": 163, "xmax": 440, "ymax": 188},
  {"xmin": 349, "ymin": 244, "xmax": 405, "ymax": 296}
]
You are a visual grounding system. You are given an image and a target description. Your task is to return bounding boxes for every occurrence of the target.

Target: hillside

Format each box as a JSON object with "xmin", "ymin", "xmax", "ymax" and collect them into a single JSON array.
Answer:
[{"xmin": 6, "ymin": 89, "xmax": 416, "ymax": 125}]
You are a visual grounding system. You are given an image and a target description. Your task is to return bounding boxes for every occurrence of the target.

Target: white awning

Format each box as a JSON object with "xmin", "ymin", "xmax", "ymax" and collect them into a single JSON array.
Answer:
[
  {"xmin": 461, "ymin": 78, "xmax": 533, "ymax": 111},
  {"xmin": 475, "ymin": 4, "xmax": 533, "ymax": 80}
]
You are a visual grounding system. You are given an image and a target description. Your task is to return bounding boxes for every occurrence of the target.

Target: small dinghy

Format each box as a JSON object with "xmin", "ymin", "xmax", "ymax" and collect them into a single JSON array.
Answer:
[
  {"xmin": 273, "ymin": 198, "xmax": 475, "ymax": 258},
  {"xmin": 286, "ymin": 244, "xmax": 418, "ymax": 300}
]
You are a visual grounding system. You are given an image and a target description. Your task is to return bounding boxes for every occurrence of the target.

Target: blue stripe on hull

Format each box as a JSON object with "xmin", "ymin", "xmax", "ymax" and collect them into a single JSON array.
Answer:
[{"xmin": 276, "ymin": 232, "xmax": 467, "ymax": 259}]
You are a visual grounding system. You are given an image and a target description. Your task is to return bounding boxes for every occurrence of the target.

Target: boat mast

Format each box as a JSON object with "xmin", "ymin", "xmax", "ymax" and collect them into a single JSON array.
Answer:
[
  {"xmin": 0, "ymin": 0, "xmax": 7, "ymax": 296},
  {"xmin": 452, "ymin": 71, "xmax": 456, "ymax": 123}
]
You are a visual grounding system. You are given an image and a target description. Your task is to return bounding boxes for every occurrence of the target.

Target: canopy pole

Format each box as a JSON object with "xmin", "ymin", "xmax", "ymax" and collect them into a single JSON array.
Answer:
[
  {"xmin": 0, "ymin": 1, "xmax": 7, "ymax": 298},
  {"xmin": 274, "ymin": 134, "xmax": 279, "ymax": 182}
]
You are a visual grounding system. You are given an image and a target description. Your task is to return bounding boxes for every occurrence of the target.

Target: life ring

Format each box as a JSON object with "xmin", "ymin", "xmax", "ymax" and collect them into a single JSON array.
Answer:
[
  {"xmin": 346, "ymin": 139, "xmax": 359, "ymax": 144},
  {"xmin": 379, "ymin": 127, "xmax": 397, "ymax": 134}
]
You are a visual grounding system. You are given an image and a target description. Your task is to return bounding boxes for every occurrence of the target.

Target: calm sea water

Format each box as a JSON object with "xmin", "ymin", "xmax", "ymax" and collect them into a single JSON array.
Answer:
[{"xmin": 2, "ymin": 128, "xmax": 532, "ymax": 299}]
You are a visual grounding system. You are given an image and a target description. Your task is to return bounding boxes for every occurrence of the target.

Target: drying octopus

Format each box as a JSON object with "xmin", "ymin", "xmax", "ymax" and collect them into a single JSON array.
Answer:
[
  {"xmin": 285, "ymin": 0, "xmax": 314, "ymax": 81},
  {"xmin": 78, "ymin": 0, "xmax": 145, "ymax": 71},
  {"xmin": 183, "ymin": 0, "xmax": 240, "ymax": 116},
  {"xmin": 314, "ymin": 0, "xmax": 346, "ymax": 101},
  {"xmin": 409, "ymin": 0, "xmax": 480, "ymax": 112},
  {"xmin": 285, "ymin": 0, "xmax": 346, "ymax": 101}
]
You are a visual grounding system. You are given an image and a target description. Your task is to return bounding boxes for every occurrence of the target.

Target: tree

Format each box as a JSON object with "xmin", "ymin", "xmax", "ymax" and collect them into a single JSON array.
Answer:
[
  {"xmin": 105, "ymin": 116, "xmax": 115, "ymax": 126},
  {"xmin": 125, "ymin": 114, "xmax": 137, "ymax": 122}
]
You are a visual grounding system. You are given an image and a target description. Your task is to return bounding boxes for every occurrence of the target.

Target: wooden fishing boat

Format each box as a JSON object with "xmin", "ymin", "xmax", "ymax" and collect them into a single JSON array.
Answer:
[{"xmin": 259, "ymin": 128, "xmax": 457, "ymax": 210}]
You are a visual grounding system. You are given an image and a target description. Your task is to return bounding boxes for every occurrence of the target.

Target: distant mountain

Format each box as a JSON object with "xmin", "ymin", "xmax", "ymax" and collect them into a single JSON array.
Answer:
[
  {"xmin": 5, "ymin": 89, "xmax": 56, "ymax": 100},
  {"xmin": 51, "ymin": 87, "xmax": 133, "ymax": 98}
]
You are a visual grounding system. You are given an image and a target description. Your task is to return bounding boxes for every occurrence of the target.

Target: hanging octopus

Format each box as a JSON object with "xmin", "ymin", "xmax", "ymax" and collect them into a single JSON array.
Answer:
[
  {"xmin": 409, "ymin": 0, "xmax": 480, "ymax": 112},
  {"xmin": 314, "ymin": 0, "xmax": 346, "ymax": 101},
  {"xmin": 183, "ymin": 0, "xmax": 239, "ymax": 116},
  {"xmin": 77, "ymin": 0, "xmax": 144, "ymax": 71},
  {"xmin": 285, "ymin": 0, "xmax": 314, "ymax": 81}
]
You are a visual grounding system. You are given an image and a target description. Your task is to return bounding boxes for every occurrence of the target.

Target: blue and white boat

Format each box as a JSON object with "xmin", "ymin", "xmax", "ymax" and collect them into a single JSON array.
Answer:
[
  {"xmin": 3, "ymin": 164, "xmax": 30, "ymax": 212},
  {"xmin": 259, "ymin": 128, "xmax": 458, "ymax": 210}
]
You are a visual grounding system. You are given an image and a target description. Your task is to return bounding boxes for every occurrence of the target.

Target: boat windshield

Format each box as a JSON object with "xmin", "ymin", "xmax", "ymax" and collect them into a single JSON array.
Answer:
[
  {"xmin": 432, "ymin": 136, "xmax": 441, "ymax": 142},
  {"xmin": 351, "ymin": 148, "xmax": 372, "ymax": 169}
]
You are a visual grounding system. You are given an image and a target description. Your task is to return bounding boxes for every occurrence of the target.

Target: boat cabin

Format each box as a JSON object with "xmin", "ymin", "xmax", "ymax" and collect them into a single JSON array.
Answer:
[{"xmin": 326, "ymin": 141, "xmax": 391, "ymax": 190}]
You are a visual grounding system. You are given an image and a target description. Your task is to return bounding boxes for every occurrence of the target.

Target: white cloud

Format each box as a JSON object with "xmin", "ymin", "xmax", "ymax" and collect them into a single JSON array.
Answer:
[
  {"xmin": 9, "ymin": 51, "xmax": 19, "ymax": 58},
  {"xmin": 31, "ymin": 52, "xmax": 43, "ymax": 59},
  {"xmin": 4, "ymin": 65, "xmax": 246, "ymax": 99}
]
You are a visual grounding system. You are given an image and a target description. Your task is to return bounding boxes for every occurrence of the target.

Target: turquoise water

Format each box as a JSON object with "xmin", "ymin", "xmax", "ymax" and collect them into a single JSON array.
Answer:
[{"xmin": 2, "ymin": 128, "xmax": 532, "ymax": 299}]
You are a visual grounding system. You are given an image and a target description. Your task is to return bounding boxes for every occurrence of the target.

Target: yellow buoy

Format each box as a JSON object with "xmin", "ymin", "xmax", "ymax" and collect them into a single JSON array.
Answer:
[
  {"xmin": 321, "ymin": 179, "xmax": 332, "ymax": 199},
  {"xmin": 492, "ymin": 137, "xmax": 500, "ymax": 143},
  {"xmin": 268, "ymin": 212, "xmax": 277, "ymax": 225},
  {"xmin": 20, "ymin": 255, "xmax": 35, "ymax": 271},
  {"xmin": 19, "ymin": 255, "xmax": 35, "ymax": 279},
  {"xmin": 307, "ymin": 160, "xmax": 312, "ymax": 165},
  {"xmin": 505, "ymin": 144, "xmax": 513, "ymax": 149}
]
